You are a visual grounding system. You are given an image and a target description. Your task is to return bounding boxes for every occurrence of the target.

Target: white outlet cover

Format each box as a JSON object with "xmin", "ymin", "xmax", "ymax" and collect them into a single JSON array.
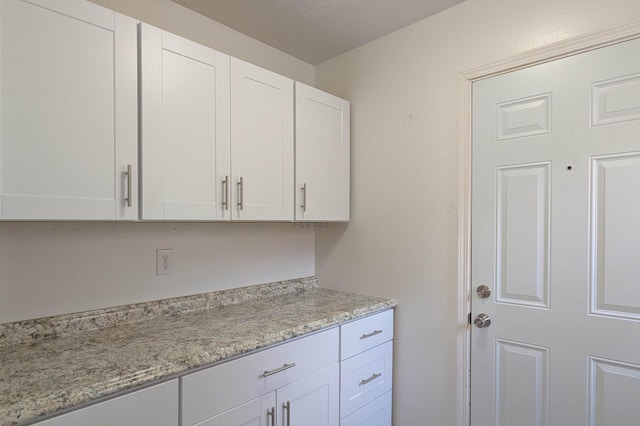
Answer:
[{"xmin": 156, "ymin": 249, "xmax": 174, "ymax": 276}]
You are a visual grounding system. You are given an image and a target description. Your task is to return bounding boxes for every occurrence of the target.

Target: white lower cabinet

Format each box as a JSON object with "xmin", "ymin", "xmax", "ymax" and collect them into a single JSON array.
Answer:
[
  {"xmin": 339, "ymin": 310, "xmax": 394, "ymax": 426},
  {"xmin": 34, "ymin": 380, "xmax": 178, "ymax": 426},
  {"xmin": 182, "ymin": 328, "xmax": 339, "ymax": 426},
  {"xmin": 30, "ymin": 311, "xmax": 394, "ymax": 426}
]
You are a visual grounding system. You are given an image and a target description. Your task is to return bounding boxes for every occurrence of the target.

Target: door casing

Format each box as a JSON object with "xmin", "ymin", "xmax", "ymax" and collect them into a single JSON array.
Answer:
[{"xmin": 456, "ymin": 19, "xmax": 640, "ymax": 426}]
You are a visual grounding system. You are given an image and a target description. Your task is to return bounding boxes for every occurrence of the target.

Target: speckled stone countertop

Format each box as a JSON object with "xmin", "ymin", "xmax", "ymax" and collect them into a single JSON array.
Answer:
[{"xmin": 0, "ymin": 277, "xmax": 396, "ymax": 426}]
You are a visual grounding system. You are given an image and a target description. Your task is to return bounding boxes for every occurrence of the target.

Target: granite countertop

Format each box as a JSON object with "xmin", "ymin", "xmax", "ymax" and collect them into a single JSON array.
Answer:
[{"xmin": 0, "ymin": 278, "xmax": 396, "ymax": 426}]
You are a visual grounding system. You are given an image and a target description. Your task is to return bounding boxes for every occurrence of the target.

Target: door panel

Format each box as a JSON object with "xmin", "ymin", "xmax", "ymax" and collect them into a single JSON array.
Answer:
[
  {"xmin": 472, "ymin": 37, "xmax": 640, "ymax": 426},
  {"xmin": 495, "ymin": 163, "xmax": 550, "ymax": 307}
]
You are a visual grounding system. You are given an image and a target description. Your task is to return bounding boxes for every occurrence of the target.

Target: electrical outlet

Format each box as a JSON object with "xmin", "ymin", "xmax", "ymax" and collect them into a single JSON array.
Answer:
[{"xmin": 156, "ymin": 249, "xmax": 174, "ymax": 276}]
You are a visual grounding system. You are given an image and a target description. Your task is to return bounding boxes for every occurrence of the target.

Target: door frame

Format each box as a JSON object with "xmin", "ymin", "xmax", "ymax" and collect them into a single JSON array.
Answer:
[{"xmin": 456, "ymin": 19, "xmax": 640, "ymax": 426}]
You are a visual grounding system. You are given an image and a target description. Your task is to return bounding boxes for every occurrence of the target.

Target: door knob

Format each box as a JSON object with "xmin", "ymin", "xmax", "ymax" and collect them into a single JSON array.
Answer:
[
  {"xmin": 476, "ymin": 285, "xmax": 491, "ymax": 299},
  {"xmin": 474, "ymin": 313, "xmax": 491, "ymax": 328}
]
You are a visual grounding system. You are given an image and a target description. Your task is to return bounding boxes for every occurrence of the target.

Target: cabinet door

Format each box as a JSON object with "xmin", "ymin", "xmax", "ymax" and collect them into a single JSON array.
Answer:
[
  {"xmin": 230, "ymin": 58, "xmax": 294, "ymax": 221},
  {"xmin": 278, "ymin": 364, "xmax": 340, "ymax": 426},
  {"xmin": 0, "ymin": 0, "xmax": 138, "ymax": 220},
  {"xmin": 34, "ymin": 380, "xmax": 178, "ymax": 426},
  {"xmin": 140, "ymin": 24, "xmax": 231, "ymax": 220},
  {"xmin": 204, "ymin": 392, "xmax": 275, "ymax": 426},
  {"xmin": 295, "ymin": 83, "xmax": 350, "ymax": 221}
]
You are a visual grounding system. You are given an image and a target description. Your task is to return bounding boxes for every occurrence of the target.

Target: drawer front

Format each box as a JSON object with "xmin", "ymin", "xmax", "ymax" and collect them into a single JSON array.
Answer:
[
  {"xmin": 181, "ymin": 327, "xmax": 339, "ymax": 426},
  {"xmin": 340, "ymin": 310, "xmax": 393, "ymax": 360},
  {"xmin": 340, "ymin": 390, "xmax": 392, "ymax": 426},
  {"xmin": 340, "ymin": 340, "xmax": 393, "ymax": 418}
]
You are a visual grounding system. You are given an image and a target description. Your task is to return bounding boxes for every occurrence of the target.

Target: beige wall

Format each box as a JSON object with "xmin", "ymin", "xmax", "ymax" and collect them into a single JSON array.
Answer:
[
  {"xmin": 0, "ymin": 1, "xmax": 316, "ymax": 323},
  {"xmin": 90, "ymin": 0, "xmax": 315, "ymax": 84},
  {"xmin": 314, "ymin": 0, "xmax": 640, "ymax": 424}
]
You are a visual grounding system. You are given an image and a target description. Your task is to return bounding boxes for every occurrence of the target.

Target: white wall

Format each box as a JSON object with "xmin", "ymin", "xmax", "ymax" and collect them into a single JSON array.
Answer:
[
  {"xmin": 314, "ymin": 0, "xmax": 640, "ymax": 424},
  {"xmin": 0, "ymin": 0, "xmax": 316, "ymax": 324}
]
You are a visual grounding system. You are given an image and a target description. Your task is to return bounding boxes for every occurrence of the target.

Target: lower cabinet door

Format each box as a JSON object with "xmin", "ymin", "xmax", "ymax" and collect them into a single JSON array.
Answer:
[
  {"xmin": 34, "ymin": 380, "xmax": 178, "ymax": 426},
  {"xmin": 280, "ymin": 364, "xmax": 339, "ymax": 426},
  {"xmin": 204, "ymin": 392, "xmax": 276, "ymax": 426},
  {"xmin": 340, "ymin": 391, "xmax": 392, "ymax": 426}
]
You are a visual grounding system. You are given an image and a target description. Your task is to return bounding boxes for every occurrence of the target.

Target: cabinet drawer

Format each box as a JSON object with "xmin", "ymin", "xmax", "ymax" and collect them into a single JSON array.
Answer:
[
  {"xmin": 340, "ymin": 340, "xmax": 393, "ymax": 418},
  {"xmin": 181, "ymin": 327, "xmax": 339, "ymax": 426},
  {"xmin": 340, "ymin": 310, "xmax": 393, "ymax": 360},
  {"xmin": 340, "ymin": 390, "xmax": 392, "ymax": 426}
]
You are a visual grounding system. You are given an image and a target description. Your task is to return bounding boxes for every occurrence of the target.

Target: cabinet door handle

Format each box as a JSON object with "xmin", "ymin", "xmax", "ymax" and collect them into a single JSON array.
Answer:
[
  {"xmin": 237, "ymin": 177, "xmax": 244, "ymax": 211},
  {"xmin": 222, "ymin": 176, "xmax": 229, "ymax": 210},
  {"xmin": 359, "ymin": 372, "xmax": 382, "ymax": 386},
  {"xmin": 260, "ymin": 362, "xmax": 296, "ymax": 378},
  {"xmin": 283, "ymin": 400, "xmax": 291, "ymax": 426},
  {"xmin": 124, "ymin": 164, "xmax": 132, "ymax": 208},
  {"xmin": 301, "ymin": 183, "xmax": 307, "ymax": 212},
  {"xmin": 267, "ymin": 406, "xmax": 275, "ymax": 426},
  {"xmin": 360, "ymin": 329, "xmax": 383, "ymax": 340}
]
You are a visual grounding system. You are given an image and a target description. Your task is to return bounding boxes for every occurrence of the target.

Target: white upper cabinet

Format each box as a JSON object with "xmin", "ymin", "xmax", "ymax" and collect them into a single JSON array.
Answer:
[
  {"xmin": 140, "ymin": 24, "xmax": 231, "ymax": 221},
  {"xmin": 0, "ymin": 0, "xmax": 138, "ymax": 220},
  {"xmin": 295, "ymin": 82, "xmax": 350, "ymax": 221},
  {"xmin": 230, "ymin": 58, "xmax": 294, "ymax": 221}
]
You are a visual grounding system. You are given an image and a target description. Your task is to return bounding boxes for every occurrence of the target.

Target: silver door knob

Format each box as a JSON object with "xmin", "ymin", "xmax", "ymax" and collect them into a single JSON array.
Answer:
[
  {"xmin": 476, "ymin": 285, "xmax": 491, "ymax": 299},
  {"xmin": 474, "ymin": 313, "xmax": 491, "ymax": 328}
]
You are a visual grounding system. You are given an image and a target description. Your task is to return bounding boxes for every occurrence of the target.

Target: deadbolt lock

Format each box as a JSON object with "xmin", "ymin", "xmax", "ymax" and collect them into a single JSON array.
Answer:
[{"xmin": 476, "ymin": 285, "xmax": 491, "ymax": 299}]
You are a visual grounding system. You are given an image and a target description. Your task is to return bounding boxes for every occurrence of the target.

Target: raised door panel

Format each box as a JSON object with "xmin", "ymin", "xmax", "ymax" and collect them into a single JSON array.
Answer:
[
  {"xmin": 140, "ymin": 24, "xmax": 230, "ymax": 220},
  {"xmin": 34, "ymin": 380, "xmax": 178, "ymax": 426},
  {"xmin": 230, "ymin": 58, "xmax": 294, "ymax": 221},
  {"xmin": 295, "ymin": 82, "xmax": 350, "ymax": 221},
  {"xmin": 0, "ymin": 0, "xmax": 138, "ymax": 220}
]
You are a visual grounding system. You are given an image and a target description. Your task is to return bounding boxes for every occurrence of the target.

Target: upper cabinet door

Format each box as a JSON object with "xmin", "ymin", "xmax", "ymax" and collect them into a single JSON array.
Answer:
[
  {"xmin": 230, "ymin": 58, "xmax": 294, "ymax": 221},
  {"xmin": 0, "ymin": 0, "xmax": 138, "ymax": 220},
  {"xmin": 140, "ymin": 24, "xmax": 231, "ymax": 221},
  {"xmin": 295, "ymin": 83, "xmax": 350, "ymax": 222}
]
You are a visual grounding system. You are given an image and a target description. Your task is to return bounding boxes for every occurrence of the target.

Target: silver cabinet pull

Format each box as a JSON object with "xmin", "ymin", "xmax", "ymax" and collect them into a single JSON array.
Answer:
[
  {"xmin": 237, "ymin": 177, "xmax": 244, "ymax": 210},
  {"xmin": 360, "ymin": 329, "xmax": 383, "ymax": 340},
  {"xmin": 359, "ymin": 373, "xmax": 382, "ymax": 386},
  {"xmin": 260, "ymin": 363, "xmax": 296, "ymax": 378},
  {"xmin": 222, "ymin": 176, "xmax": 229, "ymax": 210},
  {"xmin": 267, "ymin": 407, "xmax": 275, "ymax": 426},
  {"xmin": 301, "ymin": 183, "xmax": 307, "ymax": 212},
  {"xmin": 124, "ymin": 164, "xmax": 132, "ymax": 207},
  {"xmin": 283, "ymin": 400, "xmax": 291, "ymax": 426}
]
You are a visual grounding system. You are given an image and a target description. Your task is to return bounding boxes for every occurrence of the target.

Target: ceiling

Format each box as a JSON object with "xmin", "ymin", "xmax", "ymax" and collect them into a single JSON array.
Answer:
[{"xmin": 171, "ymin": 0, "xmax": 466, "ymax": 65}]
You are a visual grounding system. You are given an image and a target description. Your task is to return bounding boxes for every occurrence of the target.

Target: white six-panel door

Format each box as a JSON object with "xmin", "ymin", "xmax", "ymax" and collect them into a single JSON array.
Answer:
[
  {"xmin": 472, "ymin": 37, "xmax": 640, "ymax": 426},
  {"xmin": 0, "ymin": 0, "xmax": 138, "ymax": 220},
  {"xmin": 140, "ymin": 23, "xmax": 231, "ymax": 221}
]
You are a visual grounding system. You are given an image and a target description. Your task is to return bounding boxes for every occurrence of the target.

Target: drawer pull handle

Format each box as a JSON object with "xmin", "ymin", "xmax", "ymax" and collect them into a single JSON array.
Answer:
[
  {"xmin": 359, "ymin": 373, "xmax": 382, "ymax": 386},
  {"xmin": 283, "ymin": 400, "xmax": 291, "ymax": 426},
  {"xmin": 261, "ymin": 363, "xmax": 296, "ymax": 378},
  {"xmin": 360, "ymin": 329, "xmax": 383, "ymax": 340}
]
